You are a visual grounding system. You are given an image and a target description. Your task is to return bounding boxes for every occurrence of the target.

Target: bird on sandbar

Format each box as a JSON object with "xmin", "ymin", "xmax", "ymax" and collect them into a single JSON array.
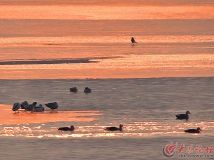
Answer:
[
  {"xmin": 12, "ymin": 103, "xmax": 21, "ymax": 112},
  {"xmin": 32, "ymin": 104, "xmax": 45, "ymax": 112},
  {"xmin": 20, "ymin": 101, "xmax": 29, "ymax": 110},
  {"xmin": 45, "ymin": 102, "xmax": 59, "ymax": 111},
  {"xmin": 25, "ymin": 102, "xmax": 37, "ymax": 111}
]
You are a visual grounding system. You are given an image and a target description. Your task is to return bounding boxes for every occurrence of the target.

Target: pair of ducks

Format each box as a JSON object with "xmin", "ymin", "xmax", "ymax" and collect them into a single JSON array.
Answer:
[
  {"xmin": 176, "ymin": 110, "xmax": 201, "ymax": 133},
  {"xmin": 58, "ymin": 124, "xmax": 123, "ymax": 132},
  {"xmin": 70, "ymin": 87, "xmax": 92, "ymax": 94}
]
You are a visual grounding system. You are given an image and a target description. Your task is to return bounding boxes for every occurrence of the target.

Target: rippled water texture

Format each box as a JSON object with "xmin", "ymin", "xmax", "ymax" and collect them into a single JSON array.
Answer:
[
  {"xmin": 0, "ymin": 1, "xmax": 213, "ymax": 159},
  {"xmin": 0, "ymin": 78, "xmax": 213, "ymax": 160},
  {"xmin": 0, "ymin": 78, "xmax": 213, "ymax": 138}
]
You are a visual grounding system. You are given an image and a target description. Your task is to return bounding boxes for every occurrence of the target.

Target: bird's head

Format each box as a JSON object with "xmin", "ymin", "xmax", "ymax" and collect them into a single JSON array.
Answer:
[
  {"xmin": 197, "ymin": 127, "xmax": 201, "ymax": 131},
  {"xmin": 186, "ymin": 111, "xmax": 191, "ymax": 114},
  {"xmin": 119, "ymin": 124, "xmax": 123, "ymax": 130}
]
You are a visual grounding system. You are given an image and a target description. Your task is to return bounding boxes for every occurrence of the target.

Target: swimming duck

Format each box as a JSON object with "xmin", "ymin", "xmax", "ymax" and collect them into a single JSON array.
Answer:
[
  {"xmin": 84, "ymin": 87, "xmax": 92, "ymax": 94},
  {"xmin": 176, "ymin": 111, "xmax": 191, "ymax": 120},
  {"xmin": 58, "ymin": 125, "xmax": 75, "ymax": 131},
  {"xmin": 184, "ymin": 127, "xmax": 201, "ymax": 133},
  {"xmin": 105, "ymin": 124, "xmax": 123, "ymax": 131},
  {"xmin": 70, "ymin": 87, "xmax": 78, "ymax": 93}
]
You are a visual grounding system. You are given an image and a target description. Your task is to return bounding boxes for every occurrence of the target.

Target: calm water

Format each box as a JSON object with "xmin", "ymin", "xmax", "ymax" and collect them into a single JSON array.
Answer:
[
  {"xmin": 0, "ymin": 1, "xmax": 214, "ymax": 159},
  {"xmin": 0, "ymin": 78, "xmax": 213, "ymax": 159},
  {"xmin": 0, "ymin": 20, "xmax": 214, "ymax": 79}
]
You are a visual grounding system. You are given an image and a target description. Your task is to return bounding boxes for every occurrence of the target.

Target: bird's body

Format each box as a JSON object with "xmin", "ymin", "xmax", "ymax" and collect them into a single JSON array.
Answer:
[
  {"xmin": 12, "ymin": 103, "xmax": 21, "ymax": 112},
  {"xmin": 185, "ymin": 127, "xmax": 201, "ymax": 133},
  {"xmin": 176, "ymin": 114, "xmax": 189, "ymax": 120},
  {"xmin": 70, "ymin": 87, "xmax": 78, "ymax": 93},
  {"xmin": 32, "ymin": 104, "xmax": 45, "ymax": 112},
  {"xmin": 176, "ymin": 111, "xmax": 190, "ymax": 120},
  {"xmin": 105, "ymin": 124, "xmax": 123, "ymax": 131},
  {"xmin": 131, "ymin": 37, "xmax": 137, "ymax": 44},
  {"xmin": 21, "ymin": 101, "xmax": 29, "ymax": 110},
  {"xmin": 45, "ymin": 102, "xmax": 59, "ymax": 110},
  {"xmin": 58, "ymin": 126, "xmax": 75, "ymax": 131},
  {"xmin": 84, "ymin": 87, "xmax": 92, "ymax": 94},
  {"xmin": 26, "ymin": 102, "xmax": 37, "ymax": 111}
]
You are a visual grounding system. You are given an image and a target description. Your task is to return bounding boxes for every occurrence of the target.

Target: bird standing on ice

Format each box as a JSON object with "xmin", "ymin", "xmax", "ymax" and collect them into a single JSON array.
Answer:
[{"xmin": 131, "ymin": 37, "xmax": 137, "ymax": 45}]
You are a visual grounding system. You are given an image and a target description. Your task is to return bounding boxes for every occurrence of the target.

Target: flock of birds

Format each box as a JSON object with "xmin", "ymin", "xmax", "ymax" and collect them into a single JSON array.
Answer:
[
  {"xmin": 12, "ymin": 88, "xmax": 201, "ymax": 134},
  {"xmin": 11, "ymin": 73, "xmax": 201, "ymax": 134},
  {"xmin": 12, "ymin": 86, "xmax": 92, "ymax": 112},
  {"xmin": 12, "ymin": 101, "xmax": 59, "ymax": 112},
  {"xmin": 58, "ymin": 111, "xmax": 201, "ymax": 134}
]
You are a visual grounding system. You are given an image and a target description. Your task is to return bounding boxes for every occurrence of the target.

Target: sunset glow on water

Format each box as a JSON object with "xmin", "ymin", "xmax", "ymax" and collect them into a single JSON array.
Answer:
[
  {"xmin": 0, "ymin": 5, "xmax": 214, "ymax": 20},
  {"xmin": 0, "ymin": 1, "xmax": 213, "ymax": 160},
  {"xmin": 0, "ymin": 104, "xmax": 101, "ymax": 125},
  {"xmin": 0, "ymin": 34, "xmax": 213, "ymax": 79},
  {"xmin": 0, "ymin": 1, "xmax": 213, "ymax": 79}
]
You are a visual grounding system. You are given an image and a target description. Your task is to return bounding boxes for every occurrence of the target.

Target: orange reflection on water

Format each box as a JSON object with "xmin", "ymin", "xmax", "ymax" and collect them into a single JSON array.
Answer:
[
  {"xmin": 0, "ymin": 5, "xmax": 213, "ymax": 20},
  {"xmin": 0, "ymin": 104, "xmax": 101, "ymax": 125},
  {"xmin": 0, "ymin": 53, "xmax": 213, "ymax": 79}
]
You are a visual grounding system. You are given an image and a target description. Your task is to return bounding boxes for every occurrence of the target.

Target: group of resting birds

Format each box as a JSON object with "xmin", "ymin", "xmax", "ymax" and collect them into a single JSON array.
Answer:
[
  {"xmin": 70, "ymin": 87, "xmax": 92, "ymax": 94},
  {"xmin": 58, "ymin": 111, "xmax": 201, "ymax": 134},
  {"xmin": 12, "ymin": 101, "xmax": 59, "ymax": 112}
]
